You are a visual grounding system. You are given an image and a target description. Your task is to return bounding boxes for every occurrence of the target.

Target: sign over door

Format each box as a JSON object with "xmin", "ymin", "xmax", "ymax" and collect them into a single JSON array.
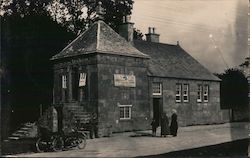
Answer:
[{"xmin": 114, "ymin": 74, "xmax": 136, "ymax": 87}]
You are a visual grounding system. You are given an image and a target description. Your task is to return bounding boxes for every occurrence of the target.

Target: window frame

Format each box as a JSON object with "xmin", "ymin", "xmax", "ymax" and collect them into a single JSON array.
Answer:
[
  {"xmin": 118, "ymin": 104, "xmax": 132, "ymax": 120},
  {"xmin": 183, "ymin": 84, "xmax": 189, "ymax": 103},
  {"xmin": 62, "ymin": 75, "xmax": 67, "ymax": 89},
  {"xmin": 175, "ymin": 83, "xmax": 182, "ymax": 103},
  {"xmin": 152, "ymin": 82, "xmax": 162, "ymax": 96},
  {"xmin": 203, "ymin": 84, "xmax": 209, "ymax": 102},
  {"xmin": 197, "ymin": 84, "xmax": 202, "ymax": 103}
]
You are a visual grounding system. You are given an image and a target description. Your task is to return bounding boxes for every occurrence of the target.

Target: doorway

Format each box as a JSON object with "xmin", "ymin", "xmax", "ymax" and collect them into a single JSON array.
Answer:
[{"xmin": 153, "ymin": 98, "xmax": 163, "ymax": 126}]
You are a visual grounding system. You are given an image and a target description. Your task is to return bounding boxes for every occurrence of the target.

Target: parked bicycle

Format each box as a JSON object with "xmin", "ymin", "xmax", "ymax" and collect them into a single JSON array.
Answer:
[
  {"xmin": 60, "ymin": 127, "xmax": 87, "ymax": 150},
  {"xmin": 35, "ymin": 127, "xmax": 64, "ymax": 152},
  {"xmin": 36, "ymin": 121, "xmax": 87, "ymax": 152}
]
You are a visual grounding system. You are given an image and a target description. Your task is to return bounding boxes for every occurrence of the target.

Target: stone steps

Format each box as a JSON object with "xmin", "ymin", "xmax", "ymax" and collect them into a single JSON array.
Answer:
[
  {"xmin": 7, "ymin": 122, "xmax": 38, "ymax": 140},
  {"xmin": 64, "ymin": 105, "xmax": 91, "ymax": 124}
]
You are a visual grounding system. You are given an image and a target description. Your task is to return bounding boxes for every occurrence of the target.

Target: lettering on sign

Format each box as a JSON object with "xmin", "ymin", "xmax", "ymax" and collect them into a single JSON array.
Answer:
[
  {"xmin": 114, "ymin": 74, "xmax": 136, "ymax": 87},
  {"xmin": 79, "ymin": 73, "xmax": 87, "ymax": 87}
]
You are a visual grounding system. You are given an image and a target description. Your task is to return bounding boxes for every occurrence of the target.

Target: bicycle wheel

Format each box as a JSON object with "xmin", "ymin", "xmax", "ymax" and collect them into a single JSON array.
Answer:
[
  {"xmin": 35, "ymin": 138, "xmax": 44, "ymax": 152},
  {"xmin": 77, "ymin": 135, "xmax": 86, "ymax": 149},
  {"xmin": 52, "ymin": 137, "xmax": 64, "ymax": 152}
]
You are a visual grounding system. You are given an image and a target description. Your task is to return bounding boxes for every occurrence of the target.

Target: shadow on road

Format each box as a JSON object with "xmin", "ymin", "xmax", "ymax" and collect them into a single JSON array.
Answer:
[{"xmin": 136, "ymin": 138, "xmax": 249, "ymax": 158}]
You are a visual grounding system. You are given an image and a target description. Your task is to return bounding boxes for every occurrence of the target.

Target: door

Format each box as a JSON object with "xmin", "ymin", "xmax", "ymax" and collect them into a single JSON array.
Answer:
[{"xmin": 153, "ymin": 98, "xmax": 163, "ymax": 126}]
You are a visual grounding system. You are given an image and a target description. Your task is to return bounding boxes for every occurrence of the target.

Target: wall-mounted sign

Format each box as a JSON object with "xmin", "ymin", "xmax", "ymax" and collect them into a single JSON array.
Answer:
[
  {"xmin": 114, "ymin": 74, "xmax": 136, "ymax": 87},
  {"xmin": 79, "ymin": 73, "xmax": 86, "ymax": 87}
]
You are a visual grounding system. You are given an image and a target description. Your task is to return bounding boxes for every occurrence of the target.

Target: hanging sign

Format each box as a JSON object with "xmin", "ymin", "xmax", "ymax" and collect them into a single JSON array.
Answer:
[
  {"xmin": 114, "ymin": 74, "xmax": 136, "ymax": 87},
  {"xmin": 79, "ymin": 73, "xmax": 86, "ymax": 87}
]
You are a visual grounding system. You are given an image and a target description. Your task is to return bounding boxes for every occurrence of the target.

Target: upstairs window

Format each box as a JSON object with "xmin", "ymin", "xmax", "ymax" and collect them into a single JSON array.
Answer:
[
  {"xmin": 175, "ymin": 84, "xmax": 182, "ymax": 102},
  {"xmin": 183, "ymin": 84, "xmax": 189, "ymax": 102},
  {"xmin": 152, "ymin": 83, "xmax": 162, "ymax": 96},
  {"xmin": 62, "ymin": 75, "xmax": 67, "ymax": 89},
  {"xmin": 119, "ymin": 105, "xmax": 132, "ymax": 120},
  {"xmin": 197, "ymin": 84, "xmax": 202, "ymax": 102},
  {"xmin": 203, "ymin": 85, "xmax": 209, "ymax": 102}
]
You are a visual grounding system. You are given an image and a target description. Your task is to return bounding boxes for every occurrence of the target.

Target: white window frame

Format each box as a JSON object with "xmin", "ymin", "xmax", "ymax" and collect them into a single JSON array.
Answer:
[
  {"xmin": 152, "ymin": 82, "xmax": 162, "ymax": 96},
  {"xmin": 183, "ymin": 84, "xmax": 189, "ymax": 102},
  {"xmin": 175, "ymin": 83, "xmax": 182, "ymax": 103},
  {"xmin": 62, "ymin": 75, "xmax": 67, "ymax": 89},
  {"xmin": 197, "ymin": 84, "xmax": 202, "ymax": 102},
  {"xmin": 118, "ymin": 104, "xmax": 132, "ymax": 120},
  {"xmin": 203, "ymin": 85, "xmax": 209, "ymax": 102}
]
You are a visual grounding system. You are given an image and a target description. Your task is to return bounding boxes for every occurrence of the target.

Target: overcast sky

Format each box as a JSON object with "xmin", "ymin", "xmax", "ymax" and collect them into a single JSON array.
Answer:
[{"xmin": 131, "ymin": 0, "xmax": 248, "ymax": 73}]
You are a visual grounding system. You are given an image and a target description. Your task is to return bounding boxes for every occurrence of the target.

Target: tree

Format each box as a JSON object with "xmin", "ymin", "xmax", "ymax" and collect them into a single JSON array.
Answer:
[
  {"xmin": 47, "ymin": 0, "xmax": 134, "ymax": 34},
  {"xmin": 1, "ymin": 0, "xmax": 135, "ymax": 130},
  {"xmin": 1, "ymin": 13, "xmax": 75, "ymax": 128},
  {"xmin": 216, "ymin": 68, "xmax": 248, "ymax": 110}
]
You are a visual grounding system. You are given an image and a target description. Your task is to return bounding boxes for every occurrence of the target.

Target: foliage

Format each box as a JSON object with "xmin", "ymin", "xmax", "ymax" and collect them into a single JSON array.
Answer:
[
  {"xmin": 1, "ymin": 0, "xmax": 134, "ymax": 34},
  {"xmin": 216, "ymin": 68, "xmax": 249, "ymax": 109},
  {"xmin": 1, "ymin": 13, "xmax": 75, "ymax": 125},
  {"xmin": 1, "ymin": 0, "xmax": 137, "ymax": 127},
  {"xmin": 133, "ymin": 28, "xmax": 144, "ymax": 40}
]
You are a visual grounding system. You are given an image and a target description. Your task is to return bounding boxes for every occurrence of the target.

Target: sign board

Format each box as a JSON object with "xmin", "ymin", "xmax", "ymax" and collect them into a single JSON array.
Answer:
[
  {"xmin": 79, "ymin": 73, "xmax": 86, "ymax": 87},
  {"xmin": 114, "ymin": 74, "xmax": 136, "ymax": 87}
]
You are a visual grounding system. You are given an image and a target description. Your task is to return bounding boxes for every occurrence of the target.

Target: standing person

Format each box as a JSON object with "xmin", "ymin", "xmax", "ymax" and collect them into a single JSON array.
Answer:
[
  {"xmin": 90, "ymin": 112, "xmax": 99, "ymax": 139},
  {"xmin": 151, "ymin": 118, "xmax": 158, "ymax": 137},
  {"xmin": 170, "ymin": 109, "xmax": 178, "ymax": 137},
  {"xmin": 160, "ymin": 113, "xmax": 170, "ymax": 137}
]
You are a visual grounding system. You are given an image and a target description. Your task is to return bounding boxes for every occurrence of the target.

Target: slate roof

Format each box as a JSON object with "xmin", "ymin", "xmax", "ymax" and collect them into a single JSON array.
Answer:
[
  {"xmin": 51, "ymin": 20, "xmax": 149, "ymax": 60},
  {"xmin": 134, "ymin": 40, "xmax": 220, "ymax": 81}
]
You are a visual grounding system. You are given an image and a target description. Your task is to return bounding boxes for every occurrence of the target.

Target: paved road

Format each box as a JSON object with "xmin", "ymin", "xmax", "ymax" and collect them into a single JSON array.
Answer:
[{"xmin": 5, "ymin": 122, "xmax": 249, "ymax": 157}]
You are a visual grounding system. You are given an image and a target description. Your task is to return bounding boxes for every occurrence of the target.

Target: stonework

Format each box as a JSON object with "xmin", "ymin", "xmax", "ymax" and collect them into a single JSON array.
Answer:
[
  {"xmin": 48, "ymin": 19, "xmax": 230, "ymax": 137},
  {"xmin": 149, "ymin": 77, "xmax": 229, "ymax": 126}
]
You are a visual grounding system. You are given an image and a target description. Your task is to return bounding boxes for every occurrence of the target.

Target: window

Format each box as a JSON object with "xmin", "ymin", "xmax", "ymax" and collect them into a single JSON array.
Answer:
[
  {"xmin": 197, "ymin": 84, "xmax": 202, "ymax": 102},
  {"xmin": 203, "ymin": 85, "xmax": 209, "ymax": 102},
  {"xmin": 175, "ymin": 84, "xmax": 181, "ymax": 102},
  {"xmin": 62, "ymin": 75, "xmax": 67, "ymax": 89},
  {"xmin": 152, "ymin": 83, "xmax": 162, "ymax": 96},
  {"xmin": 183, "ymin": 84, "xmax": 189, "ymax": 102},
  {"xmin": 119, "ymin": 105, "xmax": 132, "ymax": 120}
]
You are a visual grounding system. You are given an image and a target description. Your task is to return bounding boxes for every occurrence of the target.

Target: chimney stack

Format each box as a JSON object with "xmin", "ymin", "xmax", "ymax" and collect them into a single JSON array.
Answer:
[
  {"xmin": 118, "ymin": 15, "xmax": 134, "ymax": 42},
  {"xmin": 145, "ymin": 27, "xmax": 160, "ymax": 43}
]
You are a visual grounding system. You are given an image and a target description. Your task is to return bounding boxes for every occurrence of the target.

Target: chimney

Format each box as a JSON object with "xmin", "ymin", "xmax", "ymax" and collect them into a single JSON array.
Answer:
[
  {"xmin": 118, "ymin": 15, "xmax": 134, "ymax": 42},
  {"xmin": 145, "ymin": 27, "xmax": 160, "ymax": 43}
]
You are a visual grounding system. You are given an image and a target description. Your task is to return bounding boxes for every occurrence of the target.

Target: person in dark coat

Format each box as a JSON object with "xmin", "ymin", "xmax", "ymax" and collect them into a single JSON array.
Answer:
[
  {"xmin": 160, "ymin": 113, "xmax": 170, "ymax": 137},
  {"xmin": 151, "ymin": 118, "xmax": 158, "ymax": 137},
  {"xmin": 90, "ymin": 112, "xmax": 99, "ymax": 139},
  {"xmin": 170, "ymin": 109, "xmax": 178, "ymax": 137}
]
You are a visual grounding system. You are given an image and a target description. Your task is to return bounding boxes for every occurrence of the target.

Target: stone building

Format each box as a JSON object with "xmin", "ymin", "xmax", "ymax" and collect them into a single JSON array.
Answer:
[{"xmin": 50, "ymin": 4, "xmax": 229, "ymax": 136}]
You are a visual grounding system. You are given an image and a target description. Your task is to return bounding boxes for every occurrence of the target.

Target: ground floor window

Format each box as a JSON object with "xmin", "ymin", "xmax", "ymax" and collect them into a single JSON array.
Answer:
[
  {"xmin": 203, "ymin": 85, "xmax": 209, "ymax": 102},
  {"xmin": 118, "ymin": 105, "xmax": 132, "ymax": 120},
  {"xmin": 175, "ymin": 83, "xmax": 182, "ymax": 102},
  {"xmin": 152, "ymin": 82, "xmax": 162, "ymax": 96},
  {"xmin": 183, "ymin": 84, "xmax": 189, "ymax": 102},
  {"xmin": 197, "ymin": 84, "xmax": 202, "ymax": 102}
]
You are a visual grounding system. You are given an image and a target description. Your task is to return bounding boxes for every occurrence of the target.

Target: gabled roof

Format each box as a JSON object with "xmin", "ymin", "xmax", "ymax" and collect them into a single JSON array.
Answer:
[
  {"xmin": 51, "ymin": 20, "xmax": 149, "ymax": 60},
  {"xmin": 134, "ymin": 40, "xmax": 220, "ymax": 81}
]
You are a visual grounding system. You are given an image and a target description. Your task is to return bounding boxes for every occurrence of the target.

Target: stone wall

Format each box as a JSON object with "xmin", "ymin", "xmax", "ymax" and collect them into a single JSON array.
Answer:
[
  {"xmin": 53, "ymin": 54, "xmax": 98, "ymax": 109},
  {"xmin": 149, "ymin": 77, "xmax": 230, "ymax": 127},
  {"xmin": 96, "ymin": 54, "xmax": 151, "ymax": 136}
]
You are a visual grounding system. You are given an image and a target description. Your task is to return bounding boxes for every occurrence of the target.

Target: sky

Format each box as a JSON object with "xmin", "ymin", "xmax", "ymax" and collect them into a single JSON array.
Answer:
[{"xmin": 131, "ymin": 0, "xmax": 248, "ymax": 73}]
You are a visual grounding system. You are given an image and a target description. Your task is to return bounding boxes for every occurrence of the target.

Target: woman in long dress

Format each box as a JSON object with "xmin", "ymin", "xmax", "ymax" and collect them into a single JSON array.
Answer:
[
  {"xmin": 170, "ymin": 109, "xmax": 178, "ymax": 137},
  {"xmin": 160, "ymin": 113, "xmax": 170, "ymax": 137}
]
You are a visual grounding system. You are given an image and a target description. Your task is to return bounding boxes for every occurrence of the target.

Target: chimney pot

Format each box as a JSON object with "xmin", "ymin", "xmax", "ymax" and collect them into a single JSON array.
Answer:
[
  {"xmin": 152, "ymin": 27, "xmax": 155, "ymax": 34},
  {"xmin": 148, "ymin": 27, "xmax": 152, "ymax": 34},
  {"xmin": 118, "ymin": 15, "xmax": 134, "ymax": 42},
  {"xmin": 146, "ymin": 26, "xmax": 160, "ymax": 43}
]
